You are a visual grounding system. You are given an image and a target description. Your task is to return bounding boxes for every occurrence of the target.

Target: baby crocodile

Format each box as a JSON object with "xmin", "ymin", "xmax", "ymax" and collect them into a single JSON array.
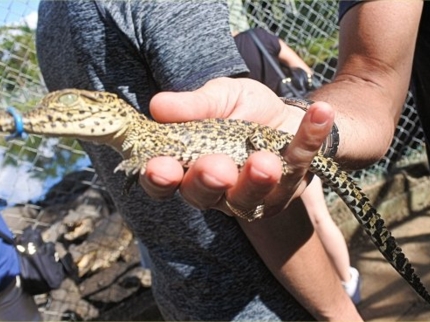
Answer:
[{"xmin": 1, "ymin": 89, "xmax": 429, "ymax": 304}]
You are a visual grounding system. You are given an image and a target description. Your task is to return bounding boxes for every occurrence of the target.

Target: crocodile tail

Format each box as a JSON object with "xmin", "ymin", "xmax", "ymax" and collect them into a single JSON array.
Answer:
[
  {"xmin": 310, "ymin": 156, "xmax": 430, "ymax": 304},
  {"xmin": 0, "ymin": 108, "xmax": 20, "ymax": 135}
]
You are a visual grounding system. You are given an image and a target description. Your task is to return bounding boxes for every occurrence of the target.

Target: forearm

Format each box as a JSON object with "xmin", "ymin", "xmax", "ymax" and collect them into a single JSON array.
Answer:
[
  {"xmin": 310, "ymin": 0, "xmax": 423, "ymax": 169},
  {"xmin": 310, "ymin": 79, "xmax": 398, "ymax": 169},
  {"xmin": 278, "ymin": 40, "xmax": 313, "ymax": 74},
  {"xmin": 238, "ymin": 200, "xmax": 362, "ymax": 321}
]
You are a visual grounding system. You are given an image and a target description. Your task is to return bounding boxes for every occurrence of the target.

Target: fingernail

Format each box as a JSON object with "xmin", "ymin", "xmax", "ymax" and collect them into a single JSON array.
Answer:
[
  {"xmin": 201, "ymin": 173, "xmax": 227, "ymax": 189},
  {"xmin": 149, "ymin": 174, "xmax": 172, "ymax": 187},
  {"xmin": 310, "ymin": 107, "xmax": 329, "ymax": 125},
  {"xmin": 250, "ymin": 166, "xmax": 271, "ymax": 181}
]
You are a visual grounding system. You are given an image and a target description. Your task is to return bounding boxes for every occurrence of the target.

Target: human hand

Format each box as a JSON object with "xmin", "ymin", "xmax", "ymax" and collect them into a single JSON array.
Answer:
[{"xmin": 141, "ymin": 77, "xmax": 334, "ymax": 218}]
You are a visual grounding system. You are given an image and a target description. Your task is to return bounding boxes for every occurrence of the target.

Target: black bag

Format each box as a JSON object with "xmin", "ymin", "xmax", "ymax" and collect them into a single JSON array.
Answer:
[
  {"xmin": 248, "ymin": 29, "xmax": 318, "ymax": 98},
  {"xmin": 278, "ymin": 65, "xmax": 316, "ymax": 98},
  {"xmin": 0, "ymin": 226, "xmax": 66, "ymax": 295}
]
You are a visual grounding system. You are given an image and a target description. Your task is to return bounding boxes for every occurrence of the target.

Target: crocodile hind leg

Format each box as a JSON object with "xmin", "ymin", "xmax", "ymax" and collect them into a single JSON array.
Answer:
[
  {"xmin": 114, "ymin": 154, "xmax": 150, "ymax": 176},
  {"xmin": 248, "ymin": 127, "xmax": 292, "ymax": 175},
  {"xmin": 122, "ymin": 174, "xmax": 139, "ymax": 195},
  {"xmin": 113, "ymin": 153, "xmax": 151, "ymax": 195}
]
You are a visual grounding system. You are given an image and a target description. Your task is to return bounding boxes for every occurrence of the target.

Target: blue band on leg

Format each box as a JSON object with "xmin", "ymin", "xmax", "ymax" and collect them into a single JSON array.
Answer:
[{"xmin": 5, "ymin": 107, "xmax": 27, "ymax": 140}]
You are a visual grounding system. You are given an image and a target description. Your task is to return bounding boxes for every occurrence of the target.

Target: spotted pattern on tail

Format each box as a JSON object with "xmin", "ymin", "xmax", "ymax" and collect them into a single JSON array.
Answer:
[{"xmin": 309, "ymin": 154, "xmax": 430, "ymax": 304}]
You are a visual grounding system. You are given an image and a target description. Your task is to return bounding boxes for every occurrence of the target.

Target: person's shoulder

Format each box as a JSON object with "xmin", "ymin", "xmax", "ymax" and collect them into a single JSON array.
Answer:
[{"xmin": 252, "ymin": 27, "xmax": 278, "ymax": 41}]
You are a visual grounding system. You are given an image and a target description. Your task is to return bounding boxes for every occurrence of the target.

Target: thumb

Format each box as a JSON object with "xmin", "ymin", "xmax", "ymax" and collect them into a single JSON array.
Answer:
[{"xmin": 284, "ymin": 101, "xmax": 334, "ymax": 176}]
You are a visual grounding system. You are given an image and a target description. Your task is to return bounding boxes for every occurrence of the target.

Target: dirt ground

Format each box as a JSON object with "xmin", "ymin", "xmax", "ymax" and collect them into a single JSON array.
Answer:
[{"xmin": 350, "ymin": 211, "xmax": 430, "ymax": 320}]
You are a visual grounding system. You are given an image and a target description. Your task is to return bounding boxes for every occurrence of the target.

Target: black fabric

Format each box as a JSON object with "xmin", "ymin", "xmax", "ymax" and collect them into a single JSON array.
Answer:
[
  {"xmin": 234, "ymin": 28, "xmax": 281, "ymax": 93},
  {"xmin": 411, "ymin": 3, "xmax": 430, "ymax": 158},
  {"xmin": 234, "ymin": 28, "xmax": 315, "ymax": 98},
  {"xmin": 0, "ymin": 227, "xmax": 69, "ymax": 295},
  {"xmin": 276, "ymin": 66, "xmax": 315, "ymax": 98}
]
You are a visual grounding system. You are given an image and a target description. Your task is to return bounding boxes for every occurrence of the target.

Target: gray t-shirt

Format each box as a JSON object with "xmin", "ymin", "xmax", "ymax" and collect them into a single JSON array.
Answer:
[{"xmin": 36, "ymin": 1, "xmax": 312, "ymax": 320}]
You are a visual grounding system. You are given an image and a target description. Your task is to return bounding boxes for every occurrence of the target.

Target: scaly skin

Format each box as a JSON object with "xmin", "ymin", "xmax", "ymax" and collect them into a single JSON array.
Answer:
[{"xmin": 1, "ymin": 89, "xmax": 429, "ymax": 304}]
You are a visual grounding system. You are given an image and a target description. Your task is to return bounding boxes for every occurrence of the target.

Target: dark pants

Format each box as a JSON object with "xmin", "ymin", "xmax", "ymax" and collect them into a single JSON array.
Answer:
[{"xmin": 0, "ymin": 277, "xmax": 41, "ymax": 321}]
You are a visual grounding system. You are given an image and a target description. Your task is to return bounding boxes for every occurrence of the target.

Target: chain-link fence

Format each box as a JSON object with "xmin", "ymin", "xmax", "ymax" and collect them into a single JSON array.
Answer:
[{"xmin": 0, "ymin": 0, "xmax": 427, "ymax": 320}]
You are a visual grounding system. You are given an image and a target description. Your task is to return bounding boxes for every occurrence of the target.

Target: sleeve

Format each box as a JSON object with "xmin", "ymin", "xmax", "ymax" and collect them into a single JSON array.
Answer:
[
  {"xmin": 105, "ymin": 1, "xmax": 249, "ymax": 92},
  {"xmin": 253, "ymin": 28, "xmax": 281, "ymax": 57},
  {"xmin": 339, "ymin": 1, "xmax": 363, "ymax": 22}
]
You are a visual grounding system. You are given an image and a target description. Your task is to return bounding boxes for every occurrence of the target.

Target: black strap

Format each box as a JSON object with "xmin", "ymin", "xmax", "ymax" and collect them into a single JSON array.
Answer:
[
  {"xmin": 248, "ymin": 29, "xmax": 301, "ymax": 97},
  {"xmin": 0, "ymin": 228, "xmax": 15, "ymax": 245}
]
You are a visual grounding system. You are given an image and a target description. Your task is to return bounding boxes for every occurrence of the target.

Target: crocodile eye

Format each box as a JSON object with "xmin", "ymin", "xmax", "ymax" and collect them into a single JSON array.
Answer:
[{"xmin": 59, "ymin": 93, "xmax": 78, "ymax": 105}]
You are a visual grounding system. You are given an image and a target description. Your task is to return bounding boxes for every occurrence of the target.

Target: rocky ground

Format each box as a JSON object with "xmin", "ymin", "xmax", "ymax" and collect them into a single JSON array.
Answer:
[
  {"xmin": 2, "ymin": 173, "xmax": 152, "ymax": 321},
  {"xmin": 2, "ymin": 163, "xmax": 430, "ymax": 321}
]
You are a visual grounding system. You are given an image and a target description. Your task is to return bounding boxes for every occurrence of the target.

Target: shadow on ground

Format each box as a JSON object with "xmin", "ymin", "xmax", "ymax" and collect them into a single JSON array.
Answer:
[{"xmin": 350, "ymin": 211, "xmax": 430, "ymax": 321}]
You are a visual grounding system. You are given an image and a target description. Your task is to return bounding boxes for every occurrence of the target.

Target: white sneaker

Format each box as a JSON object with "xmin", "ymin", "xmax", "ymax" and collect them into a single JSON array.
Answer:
[{"xmin": 342, "ymin": 266, "xmax": 361, "ymax": 304}]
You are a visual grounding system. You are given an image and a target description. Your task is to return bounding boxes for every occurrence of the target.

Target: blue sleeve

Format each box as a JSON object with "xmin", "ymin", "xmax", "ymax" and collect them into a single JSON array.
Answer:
[{"xmin": 0, "ymin": 215, "xmax": 20, "ymax": 289}]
